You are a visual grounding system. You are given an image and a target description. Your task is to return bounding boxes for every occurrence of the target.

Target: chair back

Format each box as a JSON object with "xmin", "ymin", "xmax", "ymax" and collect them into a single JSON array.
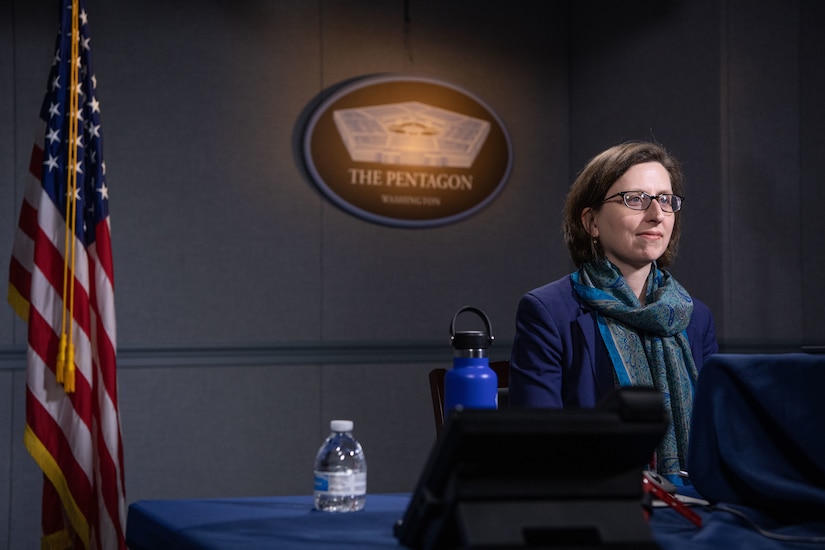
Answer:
[{"xmin": 428, "ymin": 360, "xmax": 510, "ymax": 436}]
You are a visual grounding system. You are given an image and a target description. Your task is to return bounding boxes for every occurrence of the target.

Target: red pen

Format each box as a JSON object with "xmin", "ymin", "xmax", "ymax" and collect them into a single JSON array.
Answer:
[{"xmin": 642, "ymin": 474, "xmax": 703, "ymax": 528}]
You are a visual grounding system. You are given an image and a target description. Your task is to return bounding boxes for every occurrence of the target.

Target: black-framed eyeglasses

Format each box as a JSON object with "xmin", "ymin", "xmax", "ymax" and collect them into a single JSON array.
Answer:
[{"xmin": 601, "ymin": 191, "xmax": 684, "ymax": 213}]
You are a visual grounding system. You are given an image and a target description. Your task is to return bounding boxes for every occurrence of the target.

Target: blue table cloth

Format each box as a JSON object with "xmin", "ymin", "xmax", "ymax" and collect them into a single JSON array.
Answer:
[
  {"xmin": 126, "ymin": 494, "xmax": 407, "ymax": 550},
  {"xmin": 650, "ymin": 495, "xmax": 825, "ymax": 549},
  {"xmin": 126, "ymin": 492, "xmax": 824, "ymax": 549}
]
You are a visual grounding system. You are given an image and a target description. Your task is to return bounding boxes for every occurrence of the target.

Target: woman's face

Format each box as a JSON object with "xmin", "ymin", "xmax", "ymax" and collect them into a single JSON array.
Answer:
[{"xmin": 583, "ymin": 161, "xmax": 676, "ymax": 274}]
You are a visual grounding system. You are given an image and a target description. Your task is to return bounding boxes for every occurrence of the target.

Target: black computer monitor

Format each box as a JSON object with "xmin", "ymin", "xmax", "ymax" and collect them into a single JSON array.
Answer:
[{"xmin": 394, "ymin": 387, "xmax": 668, "ymax": 549}]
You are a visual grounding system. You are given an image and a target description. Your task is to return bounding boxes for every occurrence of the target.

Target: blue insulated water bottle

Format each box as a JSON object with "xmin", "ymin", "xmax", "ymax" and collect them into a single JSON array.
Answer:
[{"xmin": 444, "ymin": 306, "xmax": 498, "ymax": 412}]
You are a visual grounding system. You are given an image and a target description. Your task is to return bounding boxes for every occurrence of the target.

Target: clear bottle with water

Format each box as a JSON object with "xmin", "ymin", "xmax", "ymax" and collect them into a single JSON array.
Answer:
[{"xmin": 313, "ymin": 420, "xmax": 367, "ymax": 512}]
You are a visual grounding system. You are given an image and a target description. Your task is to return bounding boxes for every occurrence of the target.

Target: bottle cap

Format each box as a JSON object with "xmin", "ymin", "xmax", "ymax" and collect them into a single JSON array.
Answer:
[
  {"xmin": 330, "ymin": 420, "xmax": 353, "ymax": 432},
  {"xmin": 450, "ymin": 306, "xmax": 494, "ymax": 350}
]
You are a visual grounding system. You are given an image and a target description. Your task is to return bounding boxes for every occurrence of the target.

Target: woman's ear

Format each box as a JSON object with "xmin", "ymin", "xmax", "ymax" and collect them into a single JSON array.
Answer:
[{"xmin": 581, "ymin": 208, "xmax": 598, "ymax": 238}]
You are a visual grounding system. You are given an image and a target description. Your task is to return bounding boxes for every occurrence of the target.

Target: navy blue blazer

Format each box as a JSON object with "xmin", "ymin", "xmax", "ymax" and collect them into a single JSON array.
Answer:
[{"xmin": 509, "ymin": 274, "xmax": 719, "ymax": 409}]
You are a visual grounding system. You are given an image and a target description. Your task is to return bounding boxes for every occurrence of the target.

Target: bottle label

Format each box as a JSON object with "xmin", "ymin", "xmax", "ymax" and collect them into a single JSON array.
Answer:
[{"xmin": 313, "ymin": 471, "xmax": 367, "ymax": 496}]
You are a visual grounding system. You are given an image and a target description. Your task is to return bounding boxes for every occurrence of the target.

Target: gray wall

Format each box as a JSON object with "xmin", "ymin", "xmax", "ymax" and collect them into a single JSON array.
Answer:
[{"xmin": 1, "ymin": 0, "xmax": 823, "ymax": 547}]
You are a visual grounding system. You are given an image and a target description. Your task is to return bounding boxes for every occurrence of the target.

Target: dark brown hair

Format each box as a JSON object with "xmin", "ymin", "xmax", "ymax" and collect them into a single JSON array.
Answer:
[{"xmin": 563, "ymin": 141, "xmax": 685, "ymax": 267}]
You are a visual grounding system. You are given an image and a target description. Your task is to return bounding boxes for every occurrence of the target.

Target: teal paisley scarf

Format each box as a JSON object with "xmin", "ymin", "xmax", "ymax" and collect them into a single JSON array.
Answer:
[{"xmin": 571, "ymin": 258, "xmax": 698, "ymax": 483}]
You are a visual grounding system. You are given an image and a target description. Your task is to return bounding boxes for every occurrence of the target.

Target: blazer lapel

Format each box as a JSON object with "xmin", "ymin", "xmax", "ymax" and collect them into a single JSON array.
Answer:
[{"xmin": 575, "ymin": 307, "xmax": 615, "ymax": 402}]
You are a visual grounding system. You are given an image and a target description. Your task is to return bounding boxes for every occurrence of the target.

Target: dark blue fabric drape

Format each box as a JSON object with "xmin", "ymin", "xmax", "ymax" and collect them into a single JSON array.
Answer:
[{"xmin": 685, "ymin": 353, "xmax": 825, "ymax": 544}]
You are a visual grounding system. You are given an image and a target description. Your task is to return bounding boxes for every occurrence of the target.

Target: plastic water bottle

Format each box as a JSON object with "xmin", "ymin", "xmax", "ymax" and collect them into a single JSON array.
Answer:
[{"xmin": 313, "ymin": 420, "xmax": 367, "ymax": 512}]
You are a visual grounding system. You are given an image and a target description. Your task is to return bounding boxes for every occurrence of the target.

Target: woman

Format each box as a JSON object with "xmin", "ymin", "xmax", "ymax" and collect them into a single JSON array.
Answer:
[{"xmin": 509, "ymin": 141, "xmax": 718, "ymax": 483}]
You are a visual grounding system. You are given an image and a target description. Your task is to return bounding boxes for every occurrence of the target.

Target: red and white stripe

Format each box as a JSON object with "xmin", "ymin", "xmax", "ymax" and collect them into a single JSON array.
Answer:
[{"xmin": 11, "ymin": 138, "xmax": 126, "ymax": 549}]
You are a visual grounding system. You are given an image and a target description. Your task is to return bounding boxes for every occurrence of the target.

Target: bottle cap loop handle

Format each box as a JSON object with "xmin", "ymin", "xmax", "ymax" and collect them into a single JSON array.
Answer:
[{"xmin": 449, "ymin": 305, "xmax": 494, "ymax": 350}]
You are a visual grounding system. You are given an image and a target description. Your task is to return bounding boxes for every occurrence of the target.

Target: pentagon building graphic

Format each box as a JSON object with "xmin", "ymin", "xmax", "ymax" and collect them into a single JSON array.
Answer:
[{"xmin": 332, "ymin": 101, "xmax": 490, "ymax": 168}]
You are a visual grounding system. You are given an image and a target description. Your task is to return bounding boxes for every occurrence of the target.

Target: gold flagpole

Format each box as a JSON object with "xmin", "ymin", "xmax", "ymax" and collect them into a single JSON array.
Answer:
[{"xmin": 57, "ymin": 0, "xmax": 80, "ymax": 393}]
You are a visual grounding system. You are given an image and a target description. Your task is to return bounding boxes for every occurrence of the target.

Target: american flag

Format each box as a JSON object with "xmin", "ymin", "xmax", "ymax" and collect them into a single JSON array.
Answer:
[{"xmin": 7, "ymin": 0, "xmax": 126, "ymax": 548}]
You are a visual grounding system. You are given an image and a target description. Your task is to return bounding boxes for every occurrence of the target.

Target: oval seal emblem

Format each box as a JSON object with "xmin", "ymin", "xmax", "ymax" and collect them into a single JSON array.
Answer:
[{"xmin": 302, "ymin": 75, "xmax": 513, "ymax": 228}]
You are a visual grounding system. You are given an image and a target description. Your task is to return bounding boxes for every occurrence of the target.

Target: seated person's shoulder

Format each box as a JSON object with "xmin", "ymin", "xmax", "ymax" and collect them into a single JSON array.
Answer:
[
  {"xmin": 690, "ymin": 296, "xmax": 714, "ymax": 321},
  {"xmin": 524, "ymin": 275, "xmax": 574, "ymax": 302},
  {"xmin": 519, "ymin": 275, "xmax": 582, "ymax": 320}
]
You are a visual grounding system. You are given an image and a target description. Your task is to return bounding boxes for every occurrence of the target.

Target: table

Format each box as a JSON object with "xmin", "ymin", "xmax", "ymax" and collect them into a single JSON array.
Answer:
[
  {"xmin": 126, "ymin": 494, "xmax": 407, "ymax": 550},
  {"xmin": 128, "ymin": 355, "xmax": 825, "ymax": 549},
  {"xmin": 125, "ymin": 492, "xmax": 823, "ymax": 550}
]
